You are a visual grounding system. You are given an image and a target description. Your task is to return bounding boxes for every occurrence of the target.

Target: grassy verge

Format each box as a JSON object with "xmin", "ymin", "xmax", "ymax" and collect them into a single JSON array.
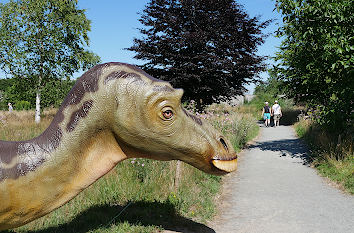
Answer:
[
  {"xmin": 0, "ymin": 105, "xmax": 259, "ymax": 233},
  {"xmin": 295, "ymin": 119, "xmax": 354, "ymax": 194}
]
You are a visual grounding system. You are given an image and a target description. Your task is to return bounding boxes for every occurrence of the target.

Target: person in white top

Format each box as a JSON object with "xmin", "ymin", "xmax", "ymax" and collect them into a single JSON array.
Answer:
[
  {"xmin": 8, "ymin": 103, "xmax": 13, "ymax": 112},
  {"xmin": 271, "ymin": 100, "xmax": 282, "ymax": 127}
]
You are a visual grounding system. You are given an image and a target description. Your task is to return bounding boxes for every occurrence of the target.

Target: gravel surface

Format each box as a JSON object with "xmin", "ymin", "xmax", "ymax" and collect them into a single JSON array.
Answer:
[{"xmin": 212, "ymin": 124, "xmax": 354, "ymax": 233}]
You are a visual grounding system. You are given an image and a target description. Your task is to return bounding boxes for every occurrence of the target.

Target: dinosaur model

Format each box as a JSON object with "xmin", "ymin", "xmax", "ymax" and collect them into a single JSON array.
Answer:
[{"xmin": 0, "ymin": 62, "xmax": 237, "ymax": 230}]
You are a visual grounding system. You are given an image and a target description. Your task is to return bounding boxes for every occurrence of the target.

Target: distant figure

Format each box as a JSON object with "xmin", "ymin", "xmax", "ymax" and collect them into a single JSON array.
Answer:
[
  {"xmin": 261, "ymin": 102, "xmax": 271, "ymax": 127},
  {"xmin": 272, "ymin": 100, "xmax": 282, "ymax": 127},
  {"xmin": 8, "ymin": 103, "xmax": 13, "ymax": 112}
]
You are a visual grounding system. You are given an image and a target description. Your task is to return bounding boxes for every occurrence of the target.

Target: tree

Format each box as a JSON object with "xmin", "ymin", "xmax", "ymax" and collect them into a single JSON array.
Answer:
[
  {"xmin": 0, "ymin": 0, "xmax": 100, "ymax": 122},
  {"xmin": 2, "ymin": 76, "xmax": 75, "ymax": 110},
  {"xmin": 274, "ymin": 0, "xmax": 353, "ymax": 130},
  {"xmin": 0, "ymin": 78, "xmax": 15, "ymax": 110},
  {"xmin": 128, "ymin": 0, "xmax": 270, "ymax": 108},
  {"xmin": 254, "ymin": 69, "xmax": 287, "ymax": 97}
]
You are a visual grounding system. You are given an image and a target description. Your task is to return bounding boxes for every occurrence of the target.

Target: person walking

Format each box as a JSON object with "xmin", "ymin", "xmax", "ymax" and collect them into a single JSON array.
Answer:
[
  {"xmin": 8, "ymin": 103, "xmax": 13, "ymax": 112},
  {"xmin": 261, "ymin": 102, "xmax": 271, "ymax": 127},
  {"xmin": 272, "ymin": 100, "xmax": 282, "ymax": 127}
]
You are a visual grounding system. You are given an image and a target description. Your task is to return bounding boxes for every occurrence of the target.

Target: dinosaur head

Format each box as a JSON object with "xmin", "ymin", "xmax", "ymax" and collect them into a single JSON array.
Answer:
[{"xmin": 110, "ymin": 71, "xmax": 237, "ymax": 175}]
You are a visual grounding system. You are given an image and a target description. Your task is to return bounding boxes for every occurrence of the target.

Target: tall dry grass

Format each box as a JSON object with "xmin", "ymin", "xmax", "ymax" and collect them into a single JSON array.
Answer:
[
  {"xmin": 0, "ymin": 109, "xmax": 56, "ymax": 141},
  {"xmin": 295, "ymin": 119, "xmax": 354, "ymax": 194},
  {"xmin": 202, "ymin": 103, "xmax": 259, "ymax": 151}
]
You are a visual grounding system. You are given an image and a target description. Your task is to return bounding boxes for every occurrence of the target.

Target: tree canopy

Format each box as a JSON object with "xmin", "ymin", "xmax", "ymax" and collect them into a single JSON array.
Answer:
[
  {"xmin": 128, "ymin": 0, "xmax": 271, "ymax": 108},
  {"xmin": 0, "ymin": 0, "xmax": 100, "ymax": 121},
  {"xmin": 254, "ymin": 70, "xmax": 286, "ymax": 98},
  {"xmin": 274, "ymin": 0, "xmax": 353, "ymax": 130}
]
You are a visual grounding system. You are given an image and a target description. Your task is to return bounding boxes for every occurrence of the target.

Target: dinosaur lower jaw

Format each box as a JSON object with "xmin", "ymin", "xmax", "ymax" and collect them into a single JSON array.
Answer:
[{"xmin": 211, "ymin": 155, "xmax": 238, "ymax": 173}]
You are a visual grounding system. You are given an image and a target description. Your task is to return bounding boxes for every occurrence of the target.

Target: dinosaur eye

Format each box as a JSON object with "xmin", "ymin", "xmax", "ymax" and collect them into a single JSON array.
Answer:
[{"xmin": 162, "ymin": 109, "xmax": 173, "ymax": 119}]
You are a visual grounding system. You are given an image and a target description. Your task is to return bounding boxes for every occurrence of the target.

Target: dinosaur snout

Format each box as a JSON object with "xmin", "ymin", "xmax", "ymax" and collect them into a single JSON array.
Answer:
[{"xmin": 210, "ymin": 137, "xmax": 238, "ymax": 173}]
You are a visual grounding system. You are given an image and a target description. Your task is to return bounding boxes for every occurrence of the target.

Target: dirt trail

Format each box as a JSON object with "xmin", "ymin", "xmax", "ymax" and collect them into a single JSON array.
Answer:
[{"xmin": 212, "ymin": 124, "xmax": 354, "ymax": 233}]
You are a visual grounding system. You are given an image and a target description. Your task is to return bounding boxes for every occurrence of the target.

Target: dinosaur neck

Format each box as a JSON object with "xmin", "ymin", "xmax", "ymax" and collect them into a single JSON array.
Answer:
[
  {"xmin": 0, "ymin": 110, "xmax": 63, "ymax": 182},
  {"xmin": 0, "ymin": 62, "xmax": 160, "ymax": 230},
  {"xmin": 0, "ymin": 98, "xmax": 106, "ymax": 181},
  {"xmin": 0, "ymin": 86, "xmax": 128, "ymax": 230}
]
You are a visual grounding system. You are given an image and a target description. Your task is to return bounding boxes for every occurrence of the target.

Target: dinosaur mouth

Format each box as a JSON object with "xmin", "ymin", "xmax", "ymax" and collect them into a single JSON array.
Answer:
[{"xmin": 211, "ymin": 155, "xmax": 238, "ymax": 173}]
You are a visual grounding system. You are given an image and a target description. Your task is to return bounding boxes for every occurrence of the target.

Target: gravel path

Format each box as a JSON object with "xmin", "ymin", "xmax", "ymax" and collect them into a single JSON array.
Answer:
[{"xmin": 212, "ymin": 124, "xmax": 354, "ymax": 233}]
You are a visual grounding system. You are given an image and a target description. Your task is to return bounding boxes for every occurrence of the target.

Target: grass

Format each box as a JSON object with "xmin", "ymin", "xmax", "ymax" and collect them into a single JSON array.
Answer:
[
  {"xmin": 203, "ymin": 103, "xmax": 259, "ymax": 151},
  {"xmin": 0, "ymin": 104, "xmax": 259, "ymax": 233},
  {"xmin": 0, "ymin": 109, "xmax": 55, "ymax": 140},
  {"xmin": 295, "ymin": 119, "xmax": 354, "ymax": 194}
]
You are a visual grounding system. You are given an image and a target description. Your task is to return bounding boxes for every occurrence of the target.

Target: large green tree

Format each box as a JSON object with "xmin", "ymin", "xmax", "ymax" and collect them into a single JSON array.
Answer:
[
  {"xmin": 274, "ymin": 0, "xmax": 353, "ymax": 130},
  {"xmin": 128, "ymin": 0, "xmax": 270, "ymax": 108},
  {"xmin": 0, "ymin": 0, "xmax": 100, "ymax": 122}
]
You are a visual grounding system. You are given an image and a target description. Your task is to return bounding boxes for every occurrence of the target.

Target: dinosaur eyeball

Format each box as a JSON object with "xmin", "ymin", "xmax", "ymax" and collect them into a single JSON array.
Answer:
[{"xmin": 162, "ymin": 109, "xmax": 173, "ymax": 119}]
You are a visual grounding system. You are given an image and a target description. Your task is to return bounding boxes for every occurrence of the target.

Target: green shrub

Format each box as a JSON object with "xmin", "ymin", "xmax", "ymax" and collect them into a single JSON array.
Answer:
[
  {"xmin": 295, "ymin": 122, "xmax": 307, "ymax": 138},
  {"xmin": 14, "ymin": 100, "xmax": 31, "ymax": 110}
]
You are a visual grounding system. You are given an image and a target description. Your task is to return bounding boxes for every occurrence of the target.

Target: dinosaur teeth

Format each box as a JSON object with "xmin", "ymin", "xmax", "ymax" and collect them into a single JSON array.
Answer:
[{"xmin": 212, "ymin": 158, "xmax": 237, "ymax": 172}]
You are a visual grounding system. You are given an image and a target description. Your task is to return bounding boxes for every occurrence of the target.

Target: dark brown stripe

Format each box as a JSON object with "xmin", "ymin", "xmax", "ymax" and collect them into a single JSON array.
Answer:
[
  {"xmin": 0, "ymin": 141, "xmax": 17, "ymax": 164},
  {"xmin": 66, "ymin": 100, "xmax": 94, "ymax": 133},
  {"xmin": 62, "ymin": 64, "xmax": 104, "ymax": 108},
  {"xmin": 153, "ymin": 85, "xmax": 174, "ymax": 92},
  {"xmin": 104, "ymin": 70, "xmax": 128, "ymax": 84},
  {"xmin": 0, "ymin": 127, "xmax": 62, "ymax": 182},
  {"xmin": 116, "ymin": 62, "xmax": 165, "ymax": 83},
  {"xmin": 104, "ymin": 70, "xmax": 142, "ymax": 85},
  {"xmin": 183, "ymin": 109, "xmax": 203, "ymax": 126}
]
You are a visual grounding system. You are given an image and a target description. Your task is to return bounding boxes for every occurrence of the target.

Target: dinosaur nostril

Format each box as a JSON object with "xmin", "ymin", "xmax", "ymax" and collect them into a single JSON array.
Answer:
[{"xmin": 219, "ymin": 138, "xmax": 228, "ymax": 151}]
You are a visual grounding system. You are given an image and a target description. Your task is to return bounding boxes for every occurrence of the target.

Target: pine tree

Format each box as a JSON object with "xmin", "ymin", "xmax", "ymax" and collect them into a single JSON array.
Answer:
[{"xmin": 128, "ymin": 0, "xmax": 270, "ymax": 107}]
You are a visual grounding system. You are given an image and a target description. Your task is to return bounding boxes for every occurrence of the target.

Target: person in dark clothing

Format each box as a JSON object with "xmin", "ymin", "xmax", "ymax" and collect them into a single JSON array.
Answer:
[{"xmin": 261, "ymin": 102, "xmax": 271, "ymax": 127}]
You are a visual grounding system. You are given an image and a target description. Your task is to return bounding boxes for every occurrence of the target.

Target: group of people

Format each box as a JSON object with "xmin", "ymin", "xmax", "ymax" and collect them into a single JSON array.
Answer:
[{"xmin": 261, "ymin": 100, "xmax": 282, "ymax": 127}]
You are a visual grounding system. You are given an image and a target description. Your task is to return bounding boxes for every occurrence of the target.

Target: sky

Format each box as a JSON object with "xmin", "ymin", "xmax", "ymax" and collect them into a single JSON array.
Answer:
[{"xmin": 1, "ymin": 0, "xmax": 283, "ymax": 94}]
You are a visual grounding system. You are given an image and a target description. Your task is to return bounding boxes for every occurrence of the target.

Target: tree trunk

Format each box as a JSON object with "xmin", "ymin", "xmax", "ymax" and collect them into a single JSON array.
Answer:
[
  {"xmin": 35, "ymin": 89, "xmax": 41, "ymax": 124},
  {"xmin": 35, "ymin": 67, "xmax": 43, "ymax": 124}
]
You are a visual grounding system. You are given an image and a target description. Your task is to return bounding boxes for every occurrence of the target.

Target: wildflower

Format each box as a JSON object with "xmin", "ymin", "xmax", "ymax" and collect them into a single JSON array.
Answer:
[
  {"xmin": 141, "ymin": 163, "xmax": 145, "ymax": 167},
  {"xmin": 131, "ymin": 160, "xmax": 135, "ymax": 164}
]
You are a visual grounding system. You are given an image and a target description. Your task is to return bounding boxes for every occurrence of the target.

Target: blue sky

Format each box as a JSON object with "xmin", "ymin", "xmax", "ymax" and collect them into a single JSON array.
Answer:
[{"xmin": 1, "ymin": 0, "xmax": 283, "ymax": 93}]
